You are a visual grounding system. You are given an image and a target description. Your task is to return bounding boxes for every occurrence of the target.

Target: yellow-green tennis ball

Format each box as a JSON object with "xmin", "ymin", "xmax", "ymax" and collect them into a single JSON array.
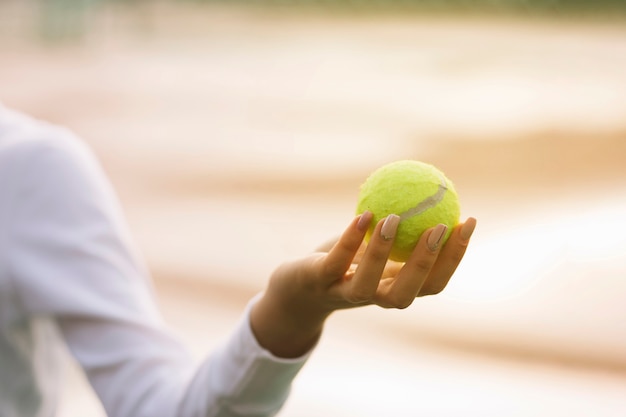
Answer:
[{"xmin": 356, "ymin": 160, "xmax": 461, "ymax": 262}]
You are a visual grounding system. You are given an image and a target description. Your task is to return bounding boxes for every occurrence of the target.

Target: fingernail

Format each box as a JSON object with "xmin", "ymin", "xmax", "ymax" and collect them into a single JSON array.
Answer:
[
  {"xmin": 380, "ymin": 214, "xmax": 400, "ymax": 241},
  {"xmin": 460, "ymin": 217, "xmax": 477, "ymax": 241},
  {"xmin": 357, "ymin": 211, "xmax": 373, "ymax": 231},
  {"xmin": 427, "ymin": 224, "xmax": 448, "ymax": 252}
]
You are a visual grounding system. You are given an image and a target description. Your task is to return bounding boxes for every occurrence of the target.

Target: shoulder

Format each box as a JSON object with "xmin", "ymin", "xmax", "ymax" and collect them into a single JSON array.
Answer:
[
  {"xmin": 0, "ymin": 107, "xmax": 121, "ymax": 250},
  {"xmin": 0, "ymin": 107, "xmax": 95, "ymax": 174},
  {"xmin": 0, "ymin": 107, "xmax": 108, "ymax": 204}
]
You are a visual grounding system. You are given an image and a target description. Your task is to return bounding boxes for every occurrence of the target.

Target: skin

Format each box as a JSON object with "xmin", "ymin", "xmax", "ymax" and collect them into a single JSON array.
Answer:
[{"xmin": 250, "ymin": 212, "xmax": 477, "ymax": 358}]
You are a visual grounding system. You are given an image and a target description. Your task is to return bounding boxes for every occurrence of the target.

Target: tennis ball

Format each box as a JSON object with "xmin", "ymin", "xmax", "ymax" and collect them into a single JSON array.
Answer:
[{"xmin": 356, "ymin": 160, "xmax": 460, "ymax": 262}]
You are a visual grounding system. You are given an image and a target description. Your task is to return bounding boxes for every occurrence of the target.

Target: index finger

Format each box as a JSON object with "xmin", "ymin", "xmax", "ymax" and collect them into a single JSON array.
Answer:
[
  {"xmin": 321, "ymin": 212, "xmax": 373, "ymax": 280},
  {"xmin": 342, "ymin": 214, "xmax": 399, "ymax": 304}
]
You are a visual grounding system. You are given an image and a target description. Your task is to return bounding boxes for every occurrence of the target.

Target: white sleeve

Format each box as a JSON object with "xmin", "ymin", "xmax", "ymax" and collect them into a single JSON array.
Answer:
[{"xmin": 7, "ymin": 131, "xmax": 311, "ymax": 417}]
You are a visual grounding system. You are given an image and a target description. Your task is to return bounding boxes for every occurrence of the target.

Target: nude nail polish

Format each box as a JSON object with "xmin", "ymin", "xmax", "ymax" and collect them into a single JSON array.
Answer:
[
  {"xmin": 428, "ymin": 224, "xmax": 448, "ymax": 251},
  {"xmin": 357, "ymin": 211, "xmax": 373, "ymax": 232},
  {"xmin": 460, "ymin": 217, "xmax": 477, "ymax": 241},
  {"xmin": 380, "ymin": 214, "xmax": 400, "ymax": 241}
]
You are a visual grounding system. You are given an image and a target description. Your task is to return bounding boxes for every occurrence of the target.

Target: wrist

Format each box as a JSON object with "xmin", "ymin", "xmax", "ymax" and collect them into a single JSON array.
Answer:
[
  {"xmin": 251, "ymin": 257, "xmax": 334, "ymax": 357},
  {"xmin": 250, "ymin": 287, "xmax": 329, "ymax": 358}
]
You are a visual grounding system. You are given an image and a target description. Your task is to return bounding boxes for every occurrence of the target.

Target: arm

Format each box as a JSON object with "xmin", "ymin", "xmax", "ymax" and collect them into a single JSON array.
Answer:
[
  {"xmin": 251, "ymin": 212, "xmax": 476, "ymax": 358},
  {"xmin": 8, "ymin": 111, "xmax": 475, "ymax": 417},
  {"xmin": 8, "ymin": 130, "xmax": 310, "ymax": 417}
]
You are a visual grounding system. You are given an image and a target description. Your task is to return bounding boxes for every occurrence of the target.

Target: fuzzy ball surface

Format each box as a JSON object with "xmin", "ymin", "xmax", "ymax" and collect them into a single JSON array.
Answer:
[{"xmin": 356, "ymin": 160, "xmax": 461, "ymax": 262}]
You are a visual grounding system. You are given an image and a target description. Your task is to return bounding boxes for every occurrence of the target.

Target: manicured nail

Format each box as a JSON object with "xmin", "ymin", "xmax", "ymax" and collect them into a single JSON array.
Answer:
[
  {"xmin": 380, "ymin": 214, "xmax": 400, "ymax": 241},
  {"xmin": 460, "ymin": 217, "xmax": 477, "ymax": 241},
  {"xmin": 427, "ymin": 224, "xmax": 448, "ymax": 252},
  {"xmin": 357, "ymin": 211, "xmax": 373, "ymax": 231}
]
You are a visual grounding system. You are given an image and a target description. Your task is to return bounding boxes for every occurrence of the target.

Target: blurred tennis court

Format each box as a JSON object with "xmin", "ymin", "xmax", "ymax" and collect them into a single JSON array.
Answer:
[{"xmin": 1, "ymin": 1, "xmax": 625, "ymax": 415}]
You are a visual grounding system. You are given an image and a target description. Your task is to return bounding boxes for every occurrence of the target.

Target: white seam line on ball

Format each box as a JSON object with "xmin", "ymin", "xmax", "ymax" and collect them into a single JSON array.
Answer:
[{"xmin": 398, "ymin": 173, "xmax": 448, "ymax": 221}]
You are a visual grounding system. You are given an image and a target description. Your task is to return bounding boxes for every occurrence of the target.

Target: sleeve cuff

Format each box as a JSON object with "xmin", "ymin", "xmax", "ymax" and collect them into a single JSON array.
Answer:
[{"xmin": 178, "ymin": 292, "xmax": 317, "ymax": 416}]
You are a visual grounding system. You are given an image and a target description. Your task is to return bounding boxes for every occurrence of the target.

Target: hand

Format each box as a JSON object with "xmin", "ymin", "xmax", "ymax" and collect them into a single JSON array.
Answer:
[
  {"xmin": 319, "ymin": 212, "xmax": 477, "ymax": 309},
  {"xmin": 250, "ymin": 213, "xmax": 476, "ymax": 357}
]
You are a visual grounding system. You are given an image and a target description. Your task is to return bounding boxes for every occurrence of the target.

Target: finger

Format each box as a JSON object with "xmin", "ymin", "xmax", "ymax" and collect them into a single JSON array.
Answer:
[
  {"xmin": 377, "ymin": 223, "xmax": 448, "ymax": 308},
  {"xmin": 351, "ymin": 240, "xmax": 368, "ymax": 264},
  {"xmin": 419, "ymin": 217, "xmax": 477, "ymax": 296},
  {"xmin": 344, "ymin": 214, "xmax": 399, "ymax": 304},
  {"xmin": 321, "ymin": 212, "xmax": 373, "ymax": 281}
]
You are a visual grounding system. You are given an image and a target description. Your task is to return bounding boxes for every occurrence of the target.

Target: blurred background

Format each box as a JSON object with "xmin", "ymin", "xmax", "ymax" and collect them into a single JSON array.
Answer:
[{"xmin": 1, "ymin": 0, "xmax": 626, "ymax": 415}]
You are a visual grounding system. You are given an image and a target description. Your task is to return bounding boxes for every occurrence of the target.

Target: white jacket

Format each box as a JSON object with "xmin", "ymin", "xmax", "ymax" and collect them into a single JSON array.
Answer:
[{"xmin": 0, "ymin": 107, "xmax": 310, "ymax": 417}]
